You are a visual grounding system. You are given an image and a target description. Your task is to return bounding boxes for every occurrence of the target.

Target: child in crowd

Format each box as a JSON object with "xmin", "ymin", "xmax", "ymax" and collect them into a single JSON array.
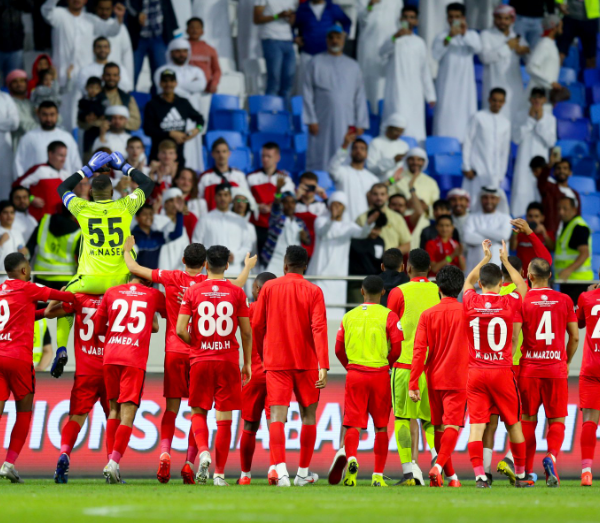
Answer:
[{"xmin": 78, "ymin": 77, "xmax": 106, "ymax": 155}]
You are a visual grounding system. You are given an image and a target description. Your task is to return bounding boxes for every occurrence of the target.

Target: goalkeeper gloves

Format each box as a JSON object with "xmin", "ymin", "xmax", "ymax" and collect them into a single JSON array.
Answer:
[
  {"xmin": 81, "ymin": 151, "xmax": 112, "ymax": 178},
  {"xmin": 109, "ymin": 151, "xmax": 133, "ymax": 175}
]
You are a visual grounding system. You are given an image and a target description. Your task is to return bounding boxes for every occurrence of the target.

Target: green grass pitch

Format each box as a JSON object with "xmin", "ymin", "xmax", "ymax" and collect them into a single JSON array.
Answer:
[{"xmin": 0, "ymin": 479, "xmax": 597, "ymax": 522}]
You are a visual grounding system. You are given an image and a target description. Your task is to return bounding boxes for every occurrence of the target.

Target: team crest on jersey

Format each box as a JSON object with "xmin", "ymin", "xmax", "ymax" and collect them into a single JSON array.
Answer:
[
  {"xmin": 485, "ymin": 302, "xmax": 491, "ymax": 309},
  {"xmin": 190, "ymin": 281, "xmax": 195, "ymax": 286},
  {"xmin": 246, "ymin": 298, "xmax": 250, "ymax": 308},
  {"xmin": 129, "ymin": 193, "xmax": 138, "ymax": 199},
  {"xmin": 1, "ymin": 285, "xmax": 5, "ymax": 290},
  {"xmin": 542, "ymin": 295, "xmax": 548, "ymax": 301},
  {"xmin": 212, "ymin": 285, "xmax": 219, "ymax": 292},
  {"xmin": 397, "ymin": 321, "xmax": 402, "ymax": 331},
  {"xmin": 130, "ymin": 286, "xmax": 137, "ymax": 291}
]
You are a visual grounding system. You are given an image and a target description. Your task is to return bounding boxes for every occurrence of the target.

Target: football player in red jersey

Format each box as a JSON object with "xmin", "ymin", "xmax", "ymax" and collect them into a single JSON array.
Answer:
[
  {"xmin": 238, "ymin": 271, "xmax": 277, "ymax": 485},
  {"xmin": 463, "ymin": 240, "xmax": 532, "ymax": 488},
  {"xmin": 177, "ymin": 245, "xmax": 252, "ymax": 487},
  {"xmin": 94, "ymin": 275, "xmax": 166, "ymax": 483},
  {"xmin": 513, "ymin": 257, "xmax": 579, "ymax": 487},
  {"xmin": 576, "ymin": 279, "xmax": 600, "ymax": 486},
  {"xmin": 45, "ymin": 293, "xmax": 109, "ymax": 484},
  {"xmin": 123, "ymin": 237, "xmax": 256, "ymax": 485},
  {"xmin": 0, "ymin": 253, "xmax": 75, "ymax": 483}
]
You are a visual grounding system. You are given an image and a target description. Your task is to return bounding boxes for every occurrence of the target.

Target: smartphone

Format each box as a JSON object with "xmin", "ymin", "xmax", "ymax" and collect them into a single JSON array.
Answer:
[
  {"xmin": 527, "ymin": 220, "xmax": 538, "ymax": 231},
  {"xmin": 348, "ymin": 126, "xmax": 357, "ymax": 134},
  {"xmin": 552, "ymin": 145, "xmax": 562, "ymax": 161},
  {"xmin": 306, "ymin": 184, "xmax": 317, "ymax": 192},
  {"xmin": 400, "ymin": 20, "xmax": 409, "ymax": 30},
  {"xmin": 452, "ymin": 19, "xmax": 461, "ymax": 28}
]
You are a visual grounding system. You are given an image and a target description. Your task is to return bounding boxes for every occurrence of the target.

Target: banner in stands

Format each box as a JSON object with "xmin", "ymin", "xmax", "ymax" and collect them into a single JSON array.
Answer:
[{"xmin": 0, "ymin": 374, "xmax": 593, "ymax": 479}]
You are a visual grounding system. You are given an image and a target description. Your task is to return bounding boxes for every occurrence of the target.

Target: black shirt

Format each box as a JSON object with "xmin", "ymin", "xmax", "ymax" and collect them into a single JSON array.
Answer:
[
  {"xmin": 380, "ymin": 269, "xmax": 409, "ymax": 308},
  {"xmin": 509, "ymin": 0, "xmax": 555, "ymax": 18},
  {"xmin": 566, "ymin": 223, "xmax": 591, "ymax": 251},
  {"xmin": 349, "ymin": 237, "xmax": 386, "ymax": 276}
]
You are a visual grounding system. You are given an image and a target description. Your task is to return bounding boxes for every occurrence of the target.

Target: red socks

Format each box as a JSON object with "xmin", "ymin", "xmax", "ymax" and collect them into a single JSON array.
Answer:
[
  {"xmin": 546, "ymin": 421, "xmax": 565, "ymax": 459},
  {"xmin": 521, "ymin": 420, "xmax": 537, "ymax": 474},
  {"xmin": 344, "ymin": 428, "xmax": 360, "ymax": 460},
  {"xmin": 159, "ymin": 410, "xmax": 177, "ymax": 455},
  {"xmin": 214, "ymin": 420, "xmax": 232, "ymax": 474},
  {"xmin": 240, "ymin": 430, "xmax": 257, "ymax": 473},
  {"xmin": 106, "ymin": 418, "xmax": 120, "ymax": 460},
  {"xmin": 581, "ymin": 421, "xmax": 598, "ymax": 469},
  {"xmin": 510, "ymin": 440, "xmax": 527, "ymax": 476},
  {"xmin": 269, "ymin": 421, "xmax": 286, "ymax": 465},
  {"xmin": 60, "ymin": 420, "xmax": 82, "ymax": 456},
  {"xmin": 373, "ymin": 431, "xmax": 388, "ymax": 475},
  {"xmin": 186, "ymin": 428, "xmax": 199, "ymax": 464},
  {"xmin": 5, "ymin": 411, "xmax": 32, "ymax": 465},
  {"xmin": 110, "ymin": 425, "xmax": 133, "ymax": 464},
  {"xmin": 436, "ymin": 428, "xmax": 458, "ymax": 477},
  {"xmin": 191, "ymin": 413, "xmax": 209, "ymax": 454},
  {"xmin": 299, "ymin": 424, "xmax": 317, "ymax": 468},
  {"xmin": 468, "ymin": 441, "xmax": 485, "ymax": 478}
]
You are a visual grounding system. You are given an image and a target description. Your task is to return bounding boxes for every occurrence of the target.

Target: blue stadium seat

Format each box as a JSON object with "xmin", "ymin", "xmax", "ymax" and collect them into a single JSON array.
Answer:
[
  {"xmin": 581, "ymin": 193, "xmax": 600, "ymax": 215},
  {"xmin": 593, "ymin": 85, "xmax": 600, "ymax": 104},
  {"xmin": 563, "ymin": 45, "xmax": 580, "ymax": 71},
  {"xmin": 476, "ymin": 80, "xmax": 483, "ymax": 107},
  {"xmin": 210, "ymin": 109, "xmax": 248, "ymax": 133},
  {"xmin": 378, "ymin": 99, "xmax": 384, "ymax": 116},
  {"xmin": 520, "ymin": 65, "xmax": 530, "ymax": 87},
  {"xmin": 130, "ymin": 128, "xmax": 151, "ymax": 157},
  {"xmin": 402, "ymin": 136, "xmax": 418, "ymax": 149},
  {"xmin": 557, "ymin": 139, "xmax": 589, "ymax": 158},
  {"xmin": 202, "ymin": 146, "xmax": 207, "ymax": 169},
  {"xmin": 293, "ymin": 133, "xmax": 308, "ymax": 153},
  {"xmin": 584, "ymin": 214, "xmax": 600, "ymax": 231},
  {"xmin": 592, "ymin": 255, "xmax": 600, "ymax": 276},
  {"xmin": 425, "ymin": 136, "xmax": 461, "ymax": 155},
  {"xmin": 569, "ymin": 175, "xmax": 596, "ymax": 193},
  {"xmin": 313, "ymin": 170, "xmax": 335, "ymax": 192},
  {"xmin": 205, "ymin": 130, "xmax": 245, "ymax": 151},
  {"xmin": 255, "ymin": 111, "xmax": 291, "ymax": 134},
  {"xmin": 591, "ymin": 104, "xmax": 600, "ymax": 125},
  {"xmin": 584, "ymin": 68, "xmax": 600, "ymax": 88},
  {"xmin": 572, "ymin": 156, "xmax": 598, "ymax": 178},
  {"xmin": 368, "ymin": 113, "xmax": 381, "ymax": 136},
  {"xmin": 209, "ymin": 94, "xmax": 240, "ymax": 113},
  {"xmin": 564, "ymin": 82, "xmax": 586, "ymax": 106},
  {"xmin": 248, "ymin": 95, "xmax": 285, "ymax": 115},
  {"xmin": 360, "ymin": 133, "xmax": 373, "ymax": 145},
  {"xmin": 277, "ymin": 148, "xmax": 296, "ymax": 173},
  {"xmin": 228, "ymin": 147, "xmax": 252, "ymax": 172},
  {"xmin": 132, "ymin": 91, "xmax": 151, "ymax": 115},
  {"xmin": 291, "ymin": 96, "xmax": 303, "ymax": 116},
  {"xmin": 558, "ymin": 67, "xmax": 577, "ymax": 85},
  {"xmin": 592, "ymin": 233, "xmax": 600, "ymax": 255},
  {"xmin": 250, "ymin": 132, "xmax": 291, "ymax": 152},
  {"xmin": 433, "ymin": 154, "xmax": 463, "ymax": 176},
  {"xmin": 557, "ymin": 118, "xmax": 592, "ymax": 141},
  {"xmin": 553, "ymin": 102, "xmax": 583, "ymax": 120},
  {"xmin": 434, "ymin": 174, "xmax": 463, "ymax": 193},
  {"xmin": 474, "ymin": 64, "xmax": 483, "ymax": 83}
]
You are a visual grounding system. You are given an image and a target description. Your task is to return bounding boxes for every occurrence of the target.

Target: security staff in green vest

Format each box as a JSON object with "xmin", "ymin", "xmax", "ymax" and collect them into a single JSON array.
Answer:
[
  {"xmin": 556, "ymin": 0, "xmax": 600, "ymax": 69},
  {"xmin": 27, "ymin": 209, "xmax": 82, "ymax": 290},
  {"xmin": 33, "ymin": 318, "xmax": 53, "ymax": 371}
]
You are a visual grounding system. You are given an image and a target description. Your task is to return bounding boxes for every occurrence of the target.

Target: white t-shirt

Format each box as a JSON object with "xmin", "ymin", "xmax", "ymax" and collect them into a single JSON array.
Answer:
[
  {"xmin": 309, "ymin": 2, "xmax": 326, "ymax": 20},
  {"xmin": 0, "ymin": 226, "xmax": 25, "ymax": 283},
  {"xmin": 255, "ymin": 0, "xmax": 297, "ymax": 41}
]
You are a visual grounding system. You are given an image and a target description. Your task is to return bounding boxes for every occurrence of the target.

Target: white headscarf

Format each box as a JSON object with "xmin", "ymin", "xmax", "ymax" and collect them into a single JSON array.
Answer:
[
  {"xmin": 328, "ymin": 191, "xmax": 348, "ymax": 208},
  {"xmin": 231, "ymin": 186, "xmax": 258, "ymax": 220},
  {"xmin": 471, "ymin": 186, "xmax": 510, "ymax": 215},
  {"xmin": 166, "ymin": 37, "xmax": 191, "ymax": 65},
  {"xmin": 403, "ymin": 147, "xmax": 429, "ymax": 172},
  {"xmin": 382, "ymin": 113, "xmax": 407, "ymax": 133}
]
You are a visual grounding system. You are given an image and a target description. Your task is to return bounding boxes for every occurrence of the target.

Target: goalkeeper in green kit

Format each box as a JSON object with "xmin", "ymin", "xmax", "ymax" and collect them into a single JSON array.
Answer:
[{"xmin": 51, "ymin": 151, "xmax": 154, "ymax": 376}]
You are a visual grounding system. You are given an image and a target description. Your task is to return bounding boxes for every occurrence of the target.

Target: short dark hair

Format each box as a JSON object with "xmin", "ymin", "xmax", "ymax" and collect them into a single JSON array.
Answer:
[
  {"xmin": 4, "ymin": 252, "xmax": 26, "ymax": 273},
  {"xmin": 38, "ymin": 69, "xmax": 53, "ymax": 84},
  {"xmin": 433, "ymin": 199, "xmax": 451, "ymax": 212},
  {"xmin": 529, "ymin": 257, "xmax": 551, "ymax": 280},
  {"xmin": 103, "ymin": 62, "xmax": 120, "ymax": 74},
  {"xmin": 86, "ymin": 76, "xmax": 102, "ymax": 87},
  {"xmin": 557, "ymin": 158, "xmax": 572, "ymax": 170},
  {"xmin": 526, "ymin": 201, "xmax": 544, "ymax": 214},
  {"xmin": 215, "ymin": 182, "xmax": 231, "ymax": 195},
  {"xmin": 382, "ymin": 248, "xmax": 403, "ymax": 271},
  {"xmin": 362, "ymin": 275, "xmax": 384, "ymax": 295},
  {"xmin": 136, "ymin": 203, "xmax": 153, "ymax": 216},
  {"xmin": 560, "ymin": 195, "xmax": 577, "ymax": 208},
  {"xmin": 402, "ymin": 5, "xmax": 418, "ymax": 16},
  {"xmin": 127, "ymin": 136, "xmax": 144, "ymax": 147},
  {"xmin": 10, "ymin": 186, "xmax": 29, "ymax": 201},
  {"xmin": 0, "ymin": 200, "xmax": 14, "ymax": 214},
  {"xmin": 529, "ymin": 156, "xmax": 547, "ymax": 170},
  {"xmin": 408, "ymin": 249, "xmax": 430, "ymax": 273},
  {"xmin": 501, "ymin": 255, "xmax": 522, "ymax": 277},
  {"xmin": 94, "ymin": 36, "xmax": 109, "ymax": 47},
  {"xmin": 262, "ymin": 142, "xmax": 280, "ymax": 153},
  {"xmin": 531, "ymin": 87, "xmax": 546, "ymax": 98},
  {"xmin": 48, "ymin": 140, "xmax": 67, "ymax": 153},
  {"xmin": 479, "ymin": 263, "xmax": 503, "ymax": 288},
  {"xmin": 299, "ymin": 171, "xmax": 318, "ymax": 183},
  {"xmin": 368, "ymin": 208, "xmax": 388, "ymax": 229},
  {"xmin": 183, "ymin": 243, "xmax": 207, "ymax": 269},
  {"xmin": 284, "ymin": 245, "xmax": 308, "ymax": 269},
  {"xmin": 206, "ymin": 245, "xmax": 230, "ymax": 272},
  {"xmin": 256, "ymin": 272, "xmax": 277, "ymax": 286},
  {"xmin": 352, "ymin": 138, "xmax": 368, "ymax": 149},
  {"xmin": 187, "ymin": 16, "xmax": 203, "ymax": 26},
  {"xmin": 436, "ymin": 265, "xmax": 464, "ymax": 298},
  {"xmin": 211, "ymin": 137, "xmax": 230, "ymax": 152},
  {"xmin": 490, "ymin": 87, "xmax": 506, "ymax": 98},
  {"xmin": 38, "ymin": 100, "xmax": 58, "ymax": 111},
  {"xmin": 436, "ymin": 215, "xmax": 453, "ymax": 226},
  {"xmin": 389, "ymin": 193, "xmax": 406, "ymax": 204},
  {"xmin": 447, "ymin": 2, "xmax": 466, "ymax": 15},
  {"xmin": 91, "ymin": 174, "xmax": 112, "ymax": 193}
]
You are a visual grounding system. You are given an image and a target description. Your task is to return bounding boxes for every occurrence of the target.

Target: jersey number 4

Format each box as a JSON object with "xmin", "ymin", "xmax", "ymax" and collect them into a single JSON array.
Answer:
[
  {"xmin": 88, "ymin": 217, "xmax": 124, "ymax": 248},
  {"xmin": 535, "ymin": 311, "xmax": 555, "ymax": 346}
]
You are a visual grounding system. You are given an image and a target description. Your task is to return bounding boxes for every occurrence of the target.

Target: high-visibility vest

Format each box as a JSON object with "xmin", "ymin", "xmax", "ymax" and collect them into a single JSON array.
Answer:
[
  {"xmin": 556, "ymin": 0, "xmax": 600, "ymax": 19},
  {"xmin": 500, "ymin": 283, "xmax": 522, "ymax": 365},
  {"xmin": 555, "ymin": 215, "xmax": 593, "ymax": 281},
  {"xmin": 342, "ymin": 303, "xmax": 395, "ymax": 368},
  {"xmin": 33, "ymin": 215, "xmax": 81, "ymax": 281},
  {"xmin": 32, "ymin": 319, "xmax": 47, "ymax": 365}
]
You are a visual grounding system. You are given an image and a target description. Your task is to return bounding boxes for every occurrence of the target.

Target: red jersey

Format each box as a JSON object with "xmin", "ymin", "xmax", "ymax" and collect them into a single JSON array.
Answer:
[
  {"xmin": 577, "ymin": 288, "xmax": 600, "ymax": 378},
  {"xmin": 253, "ymin": 273, "xmax": 329, "ymax": 371},
  {"xmin": 410, "ymin": 297, "xmax": 469, "ymax": 390},
  {"xmin": 180, "ymin": 278, "xmax": 249, "ymax": 366},
  {"xmin": 151, "ymin": 269, "xmax": 207, "ymax": 354},
  {"xmin": 425, "ymin": 237, "xmax": 461, "ymax": 276},
  {"xmin": 516, "ymin": 288, "xmax": 577, "ymax": 379},
  {"xmin": 0, "ymin": 279, "xmax": 53, "ymax": 363},
  {"xmin": 463, "ymin": 289, "xmax": 522, "ymax": 368},
  {"xmin": 95, "ymin": 283, "xmax": 166, "ymax": 371},
  {"xmin": 63, "ymin": 294, "xmax": 105, "ymax": 377},
  {"xmin": 248, "ymin": 302, "xmax": 265, "ymax": 377}
]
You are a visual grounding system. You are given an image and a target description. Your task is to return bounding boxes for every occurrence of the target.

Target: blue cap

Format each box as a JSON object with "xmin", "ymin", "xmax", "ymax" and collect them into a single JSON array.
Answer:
[{"xmin": 327, "ymin": 24, "xmax": 344, "ymax": 35}]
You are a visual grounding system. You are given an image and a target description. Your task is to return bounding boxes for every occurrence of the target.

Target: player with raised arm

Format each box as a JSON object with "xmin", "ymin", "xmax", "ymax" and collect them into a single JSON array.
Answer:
[
  {"xmin": 45, "ymin": 292, "xmax": 108, "ymax": 484},
  {"xmin": 94, "ymin": 275, "xmax": 166, "ymax": 483},
  {"xmin": 123, "ymin": 237, "xmax": 256, "ymax": 484},
  {"xmin": 513, "ymin": 257, "xmax": 579, "ymax": 487},
  {"xmin": 409, "ymin": 265, "xmax": 468, "ymax": 488},
  {"xmin": 463, "ymin": 240, "xmax": 532, "ymax": 489},
  {"xmin": 176, "ymin": 246, "xmax": 252, "ymax": 487},
  {"xmin": 238, "ymin": 271, "xmax": 277, "ymax": 485},
  {"xmin": 0, "ymin": 253, "xmax": 75, "ymax": 483},
  {"xmin": 576, "ymin": 278, "xmax": 600, "ymax": 486},
  {"xmin": 253, "ymin": 246, "xmax": 329, "ymax": 487},
  {"xmin": 333, "ymin": 276, "xmax": 403, "ymax": 488},
  {"xmin": 53, "ymin": 150, "xmax": 154, "ymax": 375}
]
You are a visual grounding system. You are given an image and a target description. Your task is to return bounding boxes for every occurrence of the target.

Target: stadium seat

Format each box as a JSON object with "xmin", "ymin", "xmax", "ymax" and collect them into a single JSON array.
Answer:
[
  {"xmin": 291, "ymin": 96, "xmax": 303, "ymax": 116},
  {"xmin": 131, "ymin": 91, "xmax": 151, "ymax": 115},
  {"xmin": 520, "ymin": 65, "xmax": 530, "ymax": 87},
  {"xmin": 250, "ymin": 132, "xmax": 291, "ymax": 152},
  {"xmin": 228, "ymin": 147, "xmax": 252, "ymax": 172},
  {"xmin": 402, "ymin": 136, "xmax": 418, "ymax": 149},
  {"xmin": 248, "ymin": 95, "xmax": 285, "ymax": 115},
  {"xmin": 205, "ymin": 130, "xmax": 245, "ymax": 151},
  {"xmin": 210, "ymin": 109, "xmax": 248, "ymax": 134},
  {"xmin": 255, "ymin": 111, "xmax": 291, "ymax": 134},
  {"xmin": 276, "ymin": 148, "xmax": 296, "ymax": 173},
  {"xmin": 591, "ymin": 104, "xmax": 600, "ymax": 125},
  {"xmin": 558, "ymin": 67, "xmax": 577, "ymax": 85},
  {"xmin": 569, "ymin": 175, "xmax": 596, "ymax": 193},
  {"xmin": 592, "ymin": 233, "xmax": 600, "ymax": 255},
  {"xmin": 368, "ymin": 113, "xmax": 381, "ymax": 136},
  {"xmin": 593, "ymin": 255, "xmax": 600, "ymax": 276},
  {"xmin": 584, "ymin": 68, "xmax": 600, "ymax": 88},
  {"xmin": 210, "ymin": 94, "xmax": 240, "ymax": 113},
  {"xmin": 293, "ymin": 133, "xmax": 308, "ymax": 153},
  {"xmin": 557, "ymin": 139, "xmax": 589, "ymax": 158},
  {"xmin": 313, "ymin": 170, "xmax": 335, "ymax": 192},
  {"xmin": 572, "ymin": 156, "xmax": 598, "ymax": 178},
  {"xmin": 378, "ymin": 99, "xmax": 384, "ymax": 116},
  {"xmin": 218, "ymin": 57, "xmax": 236, "ymax": 73},
  {"xmin": 202, "ymin": 146, "xmax": 207, "ymax": 169},
  {"xmin": 216, "ymin": 72, "xmax": 246, "ymax": 99},
  {"xmin": 130, "ymin": 128, "xmax": 151, "ymax": 159},
  {"xmin": 435, "ymin": 174, "xmax": 463, "ymax": 193},
  {"xmin": 557, "ymin": 118, "xmax": 592, "ymax": 141},
  {"xmin": 583, "ymin": 214, "xmax": 600, "ymax": 231},
  {"xmin": 425, "ymin": 136, "xmax": 461, "ymax": 155},
  {"xmin": 433, "ymin": 154, "xmax": 463, "ymax": 176},
  {"xmin": 563, "ymin": 45, "xmax": 580, "ymax": 71},
  {"xmin": 593, "ymin": 84, "xmax": 600, "ymax": 104},
  {"xmin": 553, "ymin": 102, "xmax": 583, "ymax": 120},
  {"xmin": 360, "ymin": 133, "xmax": 373, "ymax": 145},
  {"xmin": 474, "ymin": 64, "xmax": 483, "ymax": 83},
  {"xmin": 565, "ymin": 82, "xmax": 586, "ymax": 106},
  {"xmin": 291, "ymin": 96, "xmax": 306, "ymax": 132},
  {"xmin": 580, "ymin": 193, "xmax": 600, "ymax": 215}
]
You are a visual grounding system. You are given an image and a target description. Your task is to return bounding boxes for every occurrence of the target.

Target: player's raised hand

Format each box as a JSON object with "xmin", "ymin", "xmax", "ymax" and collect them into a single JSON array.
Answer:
[
  {"xmin": 108, "ymin": 151, "xmax": 133, "ymax": 174},
  {"xmin": 510, "ymin": 218, "xmax": 532, "ymax": 236},
  {"xmin": 124, "ymin": 235, "xmax": 135, "ymax": 252},
  {"xmin": 244, "ymin": 252, "xmax": 258, "ymax": 270},
  {"xmin": 316, "ymin": 368, "xmax": 328, "ymax": 389},
  {"xmin": 409, "ymin": 389, "xmax": 421, "ymax": 403},
  {"xmin": 499, "ymin": 239, "xmax": 509, "ymax": 263},
  {"xmin": 82, "ymin": 151, "xmax": 112, "ymax": 178},
  {"xmin": 481, "ymin": 239, "xmax": 492, "ymax": 260}
]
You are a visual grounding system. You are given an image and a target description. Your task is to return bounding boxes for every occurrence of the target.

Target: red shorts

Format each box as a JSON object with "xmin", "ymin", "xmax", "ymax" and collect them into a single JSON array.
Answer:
[
  {"xmin": 164, "ymin": 351, "xmax": 190, "ymax": 399},
  {"xmin": 266, "ymin": 369, "xmax": 320, "ymax": 408},
  {"xmin": 513, "ymin": 364, "xmax": 520, "ymax": 376},
  {"xmin": 429, "ymin": 388, "xmax": 467, "ymax": 427},
  {"xmin": 580, "ymin": 375, "xmax": 600, "ymax": 411},
  {"xmin": 0, "ymin": 356, "xmax": 35, "ymax": 402},
  {"xmin": 70, "ymin": 374, "xmax": 109, "ymax": 416},
  {"xmin": 241, "ymin": 371, "xmax": 270, "ymax": 422},
  {"xmin": 343, "ymin": 369, "xmax": 390, "ymax": 429},
  {"xmin": 467, "ymin": 367, "xmax": 521, "ymax": 426},
  {"xmin": 189, "ymin": 360, "xmax": 241, "ymax": 411},
  {"xmin": 104, "ymin": 364, "xmax": 146, "ymax": 406},
  {"xmin": 518, "ymin": 376, "xmax": 568, "ymax": 419}
]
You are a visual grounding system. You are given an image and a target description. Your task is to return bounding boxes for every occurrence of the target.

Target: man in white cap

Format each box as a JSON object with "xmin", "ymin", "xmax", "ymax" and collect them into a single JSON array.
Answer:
[
  {"xmin": 92, "ymin": 105, "xmax": 131, "ymax": 154},
  {"xmin": 77, "ymin": 36, "xmax": 132, "ymax": 94},
  {"xmin": 390, "ymin": 147, "xmax": 440, "ymax": 213},
  {"xmin": 479, "ymin": 5, "xmax": 529, "ymax": 123},
  {"xmin": 462, "ymin": 88, "xmax": 511, "ymax": 201},
  {"xmin": 367, "ymin": 114, "xmax": 411, "ymax": 182},
  {"xmin": 525, "ymin": 15, "xmax": 563, "ymax": 98},
  {"xmin": 381, "ymin": 5, "xmax": 436, "ymax": 143}
]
